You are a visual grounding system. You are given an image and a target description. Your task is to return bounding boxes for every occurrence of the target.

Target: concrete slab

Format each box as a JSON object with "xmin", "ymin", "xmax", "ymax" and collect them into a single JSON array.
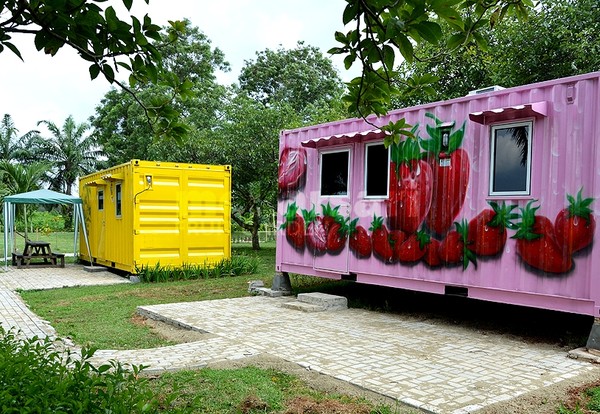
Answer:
[
  {"xmin": 137, "ymin": 296, "xmax": 597, "ymax": 414},
  {"xmin": 297, "ymin": 292, "xmax": 348, "ymax": 310}
]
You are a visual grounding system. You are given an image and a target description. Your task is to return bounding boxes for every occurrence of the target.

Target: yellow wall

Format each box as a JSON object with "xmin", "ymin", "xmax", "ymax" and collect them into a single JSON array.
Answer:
[{"xmin": 79, "ymin": 160, "xmax": 231, "ymax": 273}]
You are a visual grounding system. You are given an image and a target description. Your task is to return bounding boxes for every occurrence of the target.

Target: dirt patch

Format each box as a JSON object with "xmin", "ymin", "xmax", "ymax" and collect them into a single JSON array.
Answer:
[
  {"xmin": 141, "ymin": 315, "xmax": 600, "ymax": 413},
  {"xmin": 136, "ymin": 315, "xmax": 210, "ymax": 343}
]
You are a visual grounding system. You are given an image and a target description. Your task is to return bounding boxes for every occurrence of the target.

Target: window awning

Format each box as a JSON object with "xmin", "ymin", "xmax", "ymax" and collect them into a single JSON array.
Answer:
[
  {"xmin": 300, "ymin": 129, "xmax": 389, "ymax": 148},
  {"xmin": 101, "ymin": 173, "xmax": 124, "ymax": 181},
  {"xmin": 84, "ymin": 179, "xmax": 108, "ymax": 186},
  {"xmin": 469, "ymin": 101, "xmax": 548, "ymax": 125}
]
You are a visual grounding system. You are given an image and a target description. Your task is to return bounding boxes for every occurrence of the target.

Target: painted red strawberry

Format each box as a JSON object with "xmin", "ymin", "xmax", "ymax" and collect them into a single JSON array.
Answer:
[
  {"xmin": 349, "ymin": 218, "xmax": 372, "ymax": 258},
  {"xmin": 279, "ymin": 202, "xmax": 305, "ymax": 250},
  {"xmin": 278, "ymin": 147, "xmax": 307, "ymax": 198},
  {"xmin": 512, "ymin": 201, "xmax": 572, "ymax": 273},
  {"xmin": 423, "ymin": 238, "xmax": 442, "ymax": 267},
  {"xmin": 421, "ymin": 114, "xmax": 470, "ymax": 235},
  {"xmin": 303, "ymin": 207, "xmax": 327, "ymax": 255},
  {"xmin": 326, "ymin": 222, "xmax": 348, "ymax": 254},
  {"xmin": 467, "ymin": 201, "xmax": 518, "ymax": 256},
  {"xmin": 438, "ymin": 220, "xmax": 476, "ymax": 269},
  {"xmin": 555, "ymin": 188, "xmax": 596, "ymax": 254},
  {"xmin": 321, "ymin": 203, "xmax": 349, "ymax": 254},
  {"xmin": 390, "ymin": 229, "xmax": 407, "ymax": 262},
  {"xmin": 370, "ymin": 215, "xmax": 394, "ymax": 263},
  {"xmin": 387, "ymin": 137, "xmax": 433, "ymax": 233},
  {"xmin": 397, "ymin": 231, "xmax": 429, "ymax": 263}
]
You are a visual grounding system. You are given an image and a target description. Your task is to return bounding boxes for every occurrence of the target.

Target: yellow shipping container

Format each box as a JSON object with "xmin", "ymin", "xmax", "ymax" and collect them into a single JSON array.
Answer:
[{"xmin": 78, "ymin": 160, "xmax": 231, "ymax": 273}]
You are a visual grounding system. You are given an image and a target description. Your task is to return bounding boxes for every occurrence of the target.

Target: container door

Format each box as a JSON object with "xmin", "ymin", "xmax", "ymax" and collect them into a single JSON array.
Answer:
[
  {"xmin": 95, "ymin": 186, "xmax": 107, "ymax": 261},
  {"xmin": 312, "ymin": 147, "xmax": 352, "ymax": 274}
]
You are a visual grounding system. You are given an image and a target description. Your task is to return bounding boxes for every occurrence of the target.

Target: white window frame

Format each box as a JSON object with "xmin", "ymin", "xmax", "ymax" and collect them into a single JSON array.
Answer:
[
  {"xmin": 319, "ymin": 148, "xmax": 351, "ymax": 197},
  {"xmin": 115, "ymin": 183, "xmax": 123, "ymax": 218},
  {"xmin": 364, "ymin": 142, "xmax": 389, "ymax": 199},
  {"xmin": 98, "ymin": 189, "xmax": 104, "ymax": 211},
  {"xmin": 489, "ymin": 120, "xmax": 533, "ymax": 196}
]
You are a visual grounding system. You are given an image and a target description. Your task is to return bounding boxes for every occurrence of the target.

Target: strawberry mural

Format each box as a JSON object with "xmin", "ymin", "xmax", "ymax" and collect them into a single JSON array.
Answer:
[
  {"xmin": 467, "ymin": 201, "xmax": 518, "ymax": 256},
  {"xmin": 512, "ymin": 201, "xmax": 572, "ymax": 274},
  {"xmin": 397, "ymin": 231, "xmax": 429, "ymax": 263},
  {"xmin": 303, "ymin": 207, "xmax": 327, "ymax": 255},
  {"xmin": 421, "ymin": 113, "xmax": 470, "ymax": 235},
  {"xmin": 387, "ymin": 136, "xmax": 433, "ymax": 234},
  {"xmin": 554, "ymin": 189, "xmax": 595, "ymax": 254},
  {"xmin": 349, "ymin": 218, "xmax": 372, "ymax": 258},
  {"xmin": 438, "ymin": 220, "xmax": 476, "ymax": 269},
  {"xmin": 280, "ymin": 202, "xmax": 305, "ymax": 250},
  {"xmin": 370, "ymin": 215, "xmax": 394, "ymax": 263},
  {"xmin": 278, "ymin": 147, "xmax": 307, "ymax": 198},
  {"xmin": 423, "ymin": 237, "xmax": 442, "ymax": 267},
  {"xmin": 302, "ymin": 203, "xmax": 349, "ymax": 255}
]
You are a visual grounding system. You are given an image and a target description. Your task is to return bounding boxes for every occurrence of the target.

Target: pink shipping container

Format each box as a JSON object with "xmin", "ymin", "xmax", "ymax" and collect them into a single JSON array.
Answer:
[{"xmin": 276, "ymin": 71, "xmax": 600, "ymax": 324}]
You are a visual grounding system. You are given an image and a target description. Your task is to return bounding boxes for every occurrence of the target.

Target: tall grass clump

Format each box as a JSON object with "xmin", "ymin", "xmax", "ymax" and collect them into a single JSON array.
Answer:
[
  {"xmin": 0, "ymin": 327, "xmax": 175, "ymax": 413},
  {"xmin": 137, "ymin": 255, "xmax": 260, "ymax": 283}
]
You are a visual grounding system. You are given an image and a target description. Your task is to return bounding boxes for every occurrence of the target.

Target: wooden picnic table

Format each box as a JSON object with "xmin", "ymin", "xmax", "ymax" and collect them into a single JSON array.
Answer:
[{"xmin": 12, "ymin": 240, "xmax": 65, "ymax": 268}]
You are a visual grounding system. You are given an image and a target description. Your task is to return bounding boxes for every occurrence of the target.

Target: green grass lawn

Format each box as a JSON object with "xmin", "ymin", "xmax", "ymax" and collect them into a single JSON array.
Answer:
[
  {"xmin": 1, "ymin": 231, "xmax": 77, "ymax": 254},
  {"xmin": 21, "ymin": 243, "xmax": 277, "ymax": 349}
]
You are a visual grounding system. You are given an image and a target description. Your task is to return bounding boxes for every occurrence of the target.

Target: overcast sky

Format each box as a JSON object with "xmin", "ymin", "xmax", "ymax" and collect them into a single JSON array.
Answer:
[{"xmin": 0, "ymin": 1, "xmax": 359, "ymax": 136}]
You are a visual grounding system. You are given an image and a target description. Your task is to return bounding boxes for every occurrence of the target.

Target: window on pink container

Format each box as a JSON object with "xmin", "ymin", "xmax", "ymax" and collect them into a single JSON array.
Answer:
[
  {"xmin": 320, "ymin": 149, "xmax": 350, "ymax": 196},
  {"xmin": 489, "ymin": 121, "xmax": 533, "ymax": 196},
  {"xmin": 364, "ymin": 142, "xmax": 389, "ymax": 198}
]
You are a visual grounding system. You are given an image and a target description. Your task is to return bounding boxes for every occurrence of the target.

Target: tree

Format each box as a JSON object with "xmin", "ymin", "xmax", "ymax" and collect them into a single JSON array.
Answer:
[
  {"xmin": 0, "ymin": 161, "xmax": 49, "ymax": 239},
  {"xmin": 0, "ymin": 114, "xmax": 38, "ymax": 162},
  {"xmin": 28, "ymin": 116, "xmax": 102, "ymax": 196},
  {"xmin": 217, "ymin": 44, "xmax": 346, "ymax": 250},
  {"xmin": 91, "ymin": 21, "xmax": 229, "ymax": 165},
  {"xmin": 213, "ymin": 93, "xmax": 300, "ymax": 250},
  {"xmin": 328, "ymin": 0, "xmax": 534, "ymax": 142},
  {"xmin": 1, "ymin": 0, "xmax": 190, "ymax": 138},
  {"xmin": 489, "ymin": 0, "xmax": 600, "ymax": 87},
  {"xmin": 390, "ymin": 0, "xmax": 600, "ymax": 107},
  {"xmin": 239, "ymin": 42, "xmax": 346, "ymax": 119}
]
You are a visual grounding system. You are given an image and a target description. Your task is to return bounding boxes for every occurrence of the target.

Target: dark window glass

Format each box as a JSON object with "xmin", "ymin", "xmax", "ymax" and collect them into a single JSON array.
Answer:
[
  {"xmin": 98, "ymin": 190, "xmax": 104, "ymax": 211},
  {"xmin": 115, "ymin": 184, "xmax": 122, "ymax": 217},
  {"xmin": 490, "ymin": 122, "xmax": 531, "ymax": 195},
  {"xmin": 365, "ymin": 143, "xmax": 388, "ymax": 197},
  {"xmin": 321, "ymin": 151, "xmax": 349, "ymax": 196}
]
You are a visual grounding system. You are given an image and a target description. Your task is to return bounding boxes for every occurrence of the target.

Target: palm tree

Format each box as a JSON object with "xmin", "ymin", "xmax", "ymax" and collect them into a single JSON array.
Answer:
[
  {"xmin": 0, "ymin": 114, "xmax": 39, "ymax": 163},
  {"xmin": 32, "ymin": 116, "xmax": 103, "ymax": 195},
  {"xmin": 0, "ymin": 161, "xmax": 49, "ymax": 240}
]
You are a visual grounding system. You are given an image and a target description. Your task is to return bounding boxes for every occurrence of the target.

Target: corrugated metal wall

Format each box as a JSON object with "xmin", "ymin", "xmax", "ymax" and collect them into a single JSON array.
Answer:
[{"xmin": 277, "ymin": 72, "xmax": 600, "ymax": 315}]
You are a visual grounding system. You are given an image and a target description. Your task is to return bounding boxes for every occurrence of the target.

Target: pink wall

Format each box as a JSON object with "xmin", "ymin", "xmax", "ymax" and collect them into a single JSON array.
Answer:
[{"xmin": 276, "ymin": 72, "xmax": 600, "ymax": 316}]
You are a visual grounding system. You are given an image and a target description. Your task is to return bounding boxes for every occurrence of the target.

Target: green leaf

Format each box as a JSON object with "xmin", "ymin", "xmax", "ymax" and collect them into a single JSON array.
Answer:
[
  {"xmin": 396, "ymin": 34, "xmax": 414, "ymax": 63},
  {"xmin": 414, "ymin": 21, "xmax": 443, "ymax": 44},
  {"xmin": 447, "ymin": 32, "xmax": 467, "ymax": 50},
  {"xmin": 472, "ymin": 32, "xmax": 488, "ymax": 52},
  {"xmin": 89, "ymin": 64, "xmax": 101, "ymax": 80},
  {"xmin": 104, "ymin": 6, "xmax": 118, "ymax": 31},
  {"xmin": 3, "ymin": 41, "xmax": 22, "ymax": 60},
  {"xmin": 382, "ymin": 44, "xmax": 395, "ymax": 70},
  {"xmin": 102, "ymin": 64, "xmax": 115, "ymax": 83},
  {"xmin": 343, "ymin": 2, "xmax": 358, "ymax": 25},
  {"xmin": 122, "ymin": 0, "xmax": 133, "ymax": 10}
]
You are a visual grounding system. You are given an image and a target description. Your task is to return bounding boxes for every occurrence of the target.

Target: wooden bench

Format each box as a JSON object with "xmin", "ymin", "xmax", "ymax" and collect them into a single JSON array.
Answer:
[{"xmin": 12, "ymin": 252, "xmax": 65, "ymax": 268}]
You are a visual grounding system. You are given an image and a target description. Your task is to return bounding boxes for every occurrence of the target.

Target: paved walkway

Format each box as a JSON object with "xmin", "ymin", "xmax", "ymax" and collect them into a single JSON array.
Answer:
[{"xmin": 0, "ymin": 265, "xmax": 598, "ymax": 414}]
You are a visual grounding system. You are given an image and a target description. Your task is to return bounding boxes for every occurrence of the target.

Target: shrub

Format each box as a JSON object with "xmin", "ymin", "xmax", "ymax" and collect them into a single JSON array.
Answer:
[
  {"xmin": 0, "ymin": 327, "xmax": 170, "ymax": 413},
  {"xmin": 15, "ymin": 211, "xmax": 66, "ymax": 234},
  {"xmin": 136, "ymin": 255, "xmax": 260, "ymax": 283}
]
